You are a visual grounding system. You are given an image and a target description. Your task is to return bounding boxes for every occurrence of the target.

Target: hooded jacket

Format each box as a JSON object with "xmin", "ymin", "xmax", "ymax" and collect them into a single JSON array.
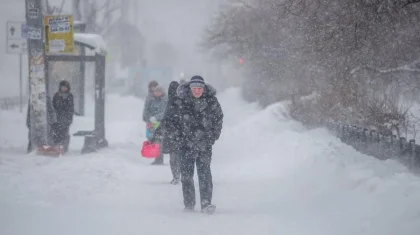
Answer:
[
  {"xmin": 142, "ymin": 88, "xmax": 168, "ymax": 123},
  {"xmin": 153, "ymin": 81, "xmax": 185, "ymax": 153},
  {"xmin": 52, "ymin": 80, "xmax": 74, "ymax": 126},
  {"xmin": 177, "ymin": 82, "xmax": 223, "ymax": 152}
]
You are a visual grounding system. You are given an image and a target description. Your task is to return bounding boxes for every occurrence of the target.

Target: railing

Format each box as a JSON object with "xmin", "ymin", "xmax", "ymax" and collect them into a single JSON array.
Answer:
[{"xmin": 323, "ymin": 120, "xmax": 420, "ymax": 169}]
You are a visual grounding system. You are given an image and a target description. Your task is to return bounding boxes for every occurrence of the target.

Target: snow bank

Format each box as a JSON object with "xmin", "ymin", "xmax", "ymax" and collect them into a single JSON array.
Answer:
[
  {"xmin": 0, "ymin": 108, "xmax": 27, "ymax": 151},
  {"xmin": 74, "ymin": 33, "xmax": 107, "ymax": 55},
  {"xmin": 213, "ymin": 90, "xmax": 420, "ymax": 234},
  {"xmin": 1, "ymin": 88, "xmax": 420, "ymax": 235}
]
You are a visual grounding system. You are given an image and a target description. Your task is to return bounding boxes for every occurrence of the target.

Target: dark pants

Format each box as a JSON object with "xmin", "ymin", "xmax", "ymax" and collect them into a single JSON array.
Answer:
[
  {"xmin": 170, "ymin": 150, "xmax": 182, "ymax": 179},
  {"xmin": 151, "ymin": 154, "xmax": 164, "ymax": 164},
  {"xmin": 53, "ymin": 123, "xmax": 70, "ymax": 152},
  {"xmin": 27, "ymin": 130, "xmax": 34, "ymax": 153},
  {"xmin": 181, "ymin": 148, "xmax": 213, "ymax": 209}
]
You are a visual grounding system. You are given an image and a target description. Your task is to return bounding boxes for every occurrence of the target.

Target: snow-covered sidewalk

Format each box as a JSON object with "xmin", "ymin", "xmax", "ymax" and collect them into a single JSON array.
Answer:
[{"xmin": 1, "ymin": 88, "xmax": 420, "ymax": 235}]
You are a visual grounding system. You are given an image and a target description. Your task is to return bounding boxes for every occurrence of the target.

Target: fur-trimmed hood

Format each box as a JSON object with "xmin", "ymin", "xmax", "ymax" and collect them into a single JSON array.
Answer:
[{"xmin": 176, "ymin": 82, "xmax": 217, "ymax": 100}]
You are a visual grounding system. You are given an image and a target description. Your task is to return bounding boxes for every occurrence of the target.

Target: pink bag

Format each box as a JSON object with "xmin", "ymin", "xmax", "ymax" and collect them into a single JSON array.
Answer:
[{"xmin": 141, "ymin": 141, "xmax": 161, "ymax": 158}]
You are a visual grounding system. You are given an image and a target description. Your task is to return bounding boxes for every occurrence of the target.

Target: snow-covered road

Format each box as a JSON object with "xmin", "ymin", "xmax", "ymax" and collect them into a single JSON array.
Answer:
[{"xmin": 1, "ymin": 88, "xmax": 420, "ymax": 235}]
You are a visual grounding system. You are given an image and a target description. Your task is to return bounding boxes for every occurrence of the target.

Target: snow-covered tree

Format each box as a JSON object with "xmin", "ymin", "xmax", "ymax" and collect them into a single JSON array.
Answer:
[{"xmin": 202, "ymin": 0, "xmax": 420, "ymax": 134}]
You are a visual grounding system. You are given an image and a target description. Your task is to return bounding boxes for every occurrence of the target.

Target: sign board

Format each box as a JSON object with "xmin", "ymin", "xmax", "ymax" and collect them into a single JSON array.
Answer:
[
  {"xmin": 27, "ymin": 8, "xmax": 39, "ymax": 19},
  {"xmin": 44, "ymin": 15, "xmax": 75, "ymax": 53},
  {"xmin": 6, "ymin": 21, "xmax": 27, "ymax": 54},
  {"xmin": 27, "ymin": 26, "xmax": 42, "ymax": 40}
]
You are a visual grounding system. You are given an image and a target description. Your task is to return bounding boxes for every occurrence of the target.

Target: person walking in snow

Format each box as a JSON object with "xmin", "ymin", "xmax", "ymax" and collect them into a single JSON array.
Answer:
[
  {"xmin": 143, "ymin": 85, "xmax": 168, "ymax": 165},
  {"xmin": 151, "ymin": 81, "xmax": 185, "ymax": 184},
  {"xmin": 52, "ymin": 80, "xmax": 74, "ymax": 153},
  {"xmin": 177, "ymin": 75, "xmax": 223, "ymax": 214}
]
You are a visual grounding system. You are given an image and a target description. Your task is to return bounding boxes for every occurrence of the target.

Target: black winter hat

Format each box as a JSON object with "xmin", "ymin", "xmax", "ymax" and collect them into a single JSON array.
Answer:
[
  {"xmin": 59, "ymin": 80, "xmax": 71, "ymax": 91},
  {"xmin": 189, "ymin": 75, "xmax": 205, "ymax": 88}
]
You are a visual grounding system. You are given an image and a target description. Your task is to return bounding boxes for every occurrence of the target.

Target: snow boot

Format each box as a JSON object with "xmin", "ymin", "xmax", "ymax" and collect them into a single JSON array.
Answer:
[
  {"xmin": 151, "ymin": 160, "xmax": 164, "ymax": 165},
  {"xmin": 184, "ymin": 206, "xmax": 194, "ymax": 212},
  {"xmin": 150, "ymin": 155, "xmax": 164, "ymax": 165},
  {"xmin": 201, "ymin": 205, "xmax": 216, "ymax": 215},
  {"xmin": 170, "ymin": 178, "xmax": 181, "ymax": 185}
]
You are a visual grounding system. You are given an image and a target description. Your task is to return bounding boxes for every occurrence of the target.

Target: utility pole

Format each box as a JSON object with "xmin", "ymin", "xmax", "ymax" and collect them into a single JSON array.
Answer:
[
  {"xmin": 72, "ymin": 0, "xmax": 81, "ymax": 21},
  {"xmin": 25, "ymin": 0, "xmax": 49, "ymax": 148}
]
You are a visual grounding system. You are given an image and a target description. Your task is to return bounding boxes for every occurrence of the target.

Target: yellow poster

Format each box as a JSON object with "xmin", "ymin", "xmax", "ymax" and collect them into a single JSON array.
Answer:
[{"xmin": 44, "ymin": 15, "xmax": 75, "ymax": 54}]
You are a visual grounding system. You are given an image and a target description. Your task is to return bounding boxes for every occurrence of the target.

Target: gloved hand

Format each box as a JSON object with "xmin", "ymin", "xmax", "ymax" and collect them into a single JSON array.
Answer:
[
  {"xmin": 206, "ymin": 133, "xmax": 216, "ymax": 146},
  {"xmin": 150, "ymin": 131, "xmax": 163, "ymax": 143},
  {"xmin": 149, "ymin": 116, "xmax": 157, "ymax": 123},
  {"xmin": 187, "ymin": 130, "xmax": 214, "ymax": 152},
  {"xmin": 150, "ymin": 135, "xmax": 162, "ymax": 143}
]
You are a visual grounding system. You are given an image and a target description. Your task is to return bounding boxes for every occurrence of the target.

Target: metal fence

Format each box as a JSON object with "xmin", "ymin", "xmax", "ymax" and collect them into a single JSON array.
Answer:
[{"xmin": 323, "ymin": 120, "xmax": 420, "ymax": 169}]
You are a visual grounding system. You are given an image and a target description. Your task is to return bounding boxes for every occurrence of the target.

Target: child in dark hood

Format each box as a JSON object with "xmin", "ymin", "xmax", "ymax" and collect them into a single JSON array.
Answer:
[
  {"xmin": 152, "ymin": 81, "xmax": 184, "ymax": 184},
  {"xmin": 52, "ymin": 80, "xmax": 74, "ymax": 152},
  {"xmin": 143, "ymin": 85, "xmax": 168, "ymax": 165}
]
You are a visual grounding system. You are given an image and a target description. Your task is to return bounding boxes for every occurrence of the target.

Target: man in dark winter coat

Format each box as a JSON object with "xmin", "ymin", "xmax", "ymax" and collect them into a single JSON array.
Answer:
[
  {"xmin": 52, "ymin": 80, "xmax": 74, "ymax": 152},
  {"xmin": 143, "ymin": 85, "xmax": 168, "ymax": 164},
  {"xmin": 177, "ymin": 75, "xmax": 223, "ymax": 214},
  {"xmin": 152, "ymin": 81, "xmax": 184, "ymax": 184}
]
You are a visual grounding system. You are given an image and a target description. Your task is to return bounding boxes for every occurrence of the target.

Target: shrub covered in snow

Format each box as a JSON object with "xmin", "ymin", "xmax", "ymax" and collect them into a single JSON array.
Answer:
[{"xmin": 202, "ymin": 0, "xmax": 420, "ymax": 135}]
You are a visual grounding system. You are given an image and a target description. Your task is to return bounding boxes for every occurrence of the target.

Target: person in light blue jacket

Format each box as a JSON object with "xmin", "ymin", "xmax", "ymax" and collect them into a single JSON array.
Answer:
[{"xmin": 142, "ymin": 85, "xmax": 167, "ymax": 165}]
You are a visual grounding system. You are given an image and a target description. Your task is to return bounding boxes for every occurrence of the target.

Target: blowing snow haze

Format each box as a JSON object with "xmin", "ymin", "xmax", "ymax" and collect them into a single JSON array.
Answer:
[
  {"xmin": 137, "ymin": 0, "xmax": 223, "ymax": 66},
  {"xmin": 2, "ymin": 1, "xmax": 420, "ymax": 235},
  {"xmin": 0, "ymin": 0, "xmax": 226, "ymax": 96}
]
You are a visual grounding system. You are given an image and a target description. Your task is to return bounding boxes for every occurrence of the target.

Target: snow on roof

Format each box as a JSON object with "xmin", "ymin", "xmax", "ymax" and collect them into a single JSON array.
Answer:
[{"xmin": 74, "ymin": 33, "xmax": 107, "ymax": 55}]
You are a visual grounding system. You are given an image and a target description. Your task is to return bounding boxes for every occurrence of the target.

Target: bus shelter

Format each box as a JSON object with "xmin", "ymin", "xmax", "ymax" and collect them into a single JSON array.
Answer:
[{"xmin": 45, "ymin": 33, "xmax": 108, "ymax": 154}]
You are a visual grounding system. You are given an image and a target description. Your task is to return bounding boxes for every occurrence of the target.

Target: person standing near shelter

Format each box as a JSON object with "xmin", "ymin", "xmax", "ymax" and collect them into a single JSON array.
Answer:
[
  {"xmin": 52, "ymin": 80, "xmax": 74, "ymax": 153},
  {"xmin": 177, "ymin": 76, "xmax": 223, "ymax": 214}
]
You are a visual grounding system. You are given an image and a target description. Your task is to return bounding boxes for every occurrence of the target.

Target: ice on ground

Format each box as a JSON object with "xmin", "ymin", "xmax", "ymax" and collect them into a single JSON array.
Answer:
[{"xmin": 1, "ymin": 88, "xmax": 420, "ymax": 235}]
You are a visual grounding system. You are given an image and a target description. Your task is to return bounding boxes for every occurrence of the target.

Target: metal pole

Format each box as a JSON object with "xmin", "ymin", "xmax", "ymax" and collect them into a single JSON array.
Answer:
[
  {"xmin": 72, "ymin": 0, "xmax": 81, "ymax": 21},
  {"xmin": 25, "ymin": 0, "xmax": 49, "ymax": 147},
  {"xmin": 79, "ymin": 46, "xmax": 85, "ymax": 115},
  {"xmin": 95, "ymin": 54, "xmax": 105, "ymax": 139},
  {"xmin": 19, "ymin": 53, "xmax": 23, "ymax": 112}
]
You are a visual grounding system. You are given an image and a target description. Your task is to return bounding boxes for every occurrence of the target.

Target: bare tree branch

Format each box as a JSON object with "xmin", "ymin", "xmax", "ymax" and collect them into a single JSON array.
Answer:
[
  {"xmin": 401, "ymin": 0, "xmax": 420, "ymax": 8},
  {"xmin": 58, "ymin": 0, "xmax": 65, "ymax": 15}
]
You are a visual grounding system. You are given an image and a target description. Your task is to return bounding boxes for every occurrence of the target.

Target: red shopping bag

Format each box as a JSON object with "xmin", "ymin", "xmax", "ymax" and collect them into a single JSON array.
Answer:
[
  {"xmin": 141, "ymin": 141, "xmax": 161, "ymax": 158},
  {"xmin": 36, "ymin": 145, "xmax": 64, "ymax": 157}
]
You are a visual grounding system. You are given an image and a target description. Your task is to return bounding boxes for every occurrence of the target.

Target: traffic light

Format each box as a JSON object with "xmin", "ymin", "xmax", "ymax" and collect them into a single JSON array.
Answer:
[{"xmin": 239, "ymin": 58, "xmax": 244, "ymax": 65}]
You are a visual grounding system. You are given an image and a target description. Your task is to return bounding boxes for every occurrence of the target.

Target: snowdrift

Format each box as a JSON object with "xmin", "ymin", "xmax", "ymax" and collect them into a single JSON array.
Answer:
[{"xmin": 0, "ymin": 88, "xmax": 420, "ymax": 235}]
